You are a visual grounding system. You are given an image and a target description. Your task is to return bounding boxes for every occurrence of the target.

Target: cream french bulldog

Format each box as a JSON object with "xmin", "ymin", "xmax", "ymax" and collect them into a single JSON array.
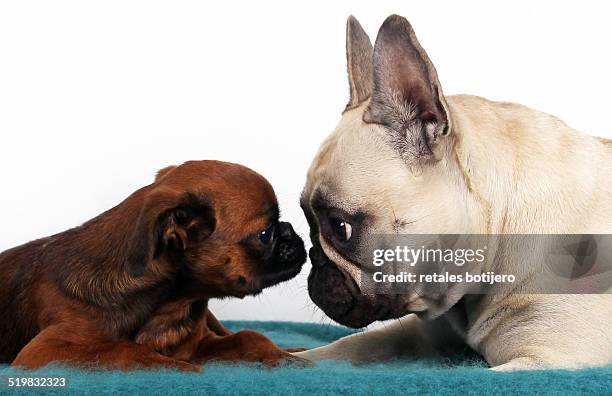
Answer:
[{"xmin": 296, "ymin": 14, "xmax": 612, "ymax": 370}]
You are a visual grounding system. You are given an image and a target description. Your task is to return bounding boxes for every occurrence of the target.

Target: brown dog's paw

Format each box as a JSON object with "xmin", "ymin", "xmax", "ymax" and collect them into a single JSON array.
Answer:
[
  {"xmin": 195, "ymin": 330, "xmax": 313, "ymax": 368},
  {"xmin": 172, "ymin": 360, "xmax": 202, "ymax": 373},
  {"xmin": 144, "ymin": 355, "xmax": 202, "ymax": 373},
  {"xmin": 284, "ymin": 347, "xmax": 308, "ymax": 353}
]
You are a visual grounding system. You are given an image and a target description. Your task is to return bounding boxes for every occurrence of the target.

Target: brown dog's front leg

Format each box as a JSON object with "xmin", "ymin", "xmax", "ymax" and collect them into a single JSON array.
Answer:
[
  {"xmin": 203, "ymin": 311, "xmax": 305, "ymax": 353},
  {"xmin": 205, "ymin": 309, "xmax": 232, "ymax": 336},
  {"xmin": 195, "ymin": 330, "xmax": 309, "ymax": 366},
  {"xmin": 12, "ymin": 325, "xmax": 200, "ymax": 372}
]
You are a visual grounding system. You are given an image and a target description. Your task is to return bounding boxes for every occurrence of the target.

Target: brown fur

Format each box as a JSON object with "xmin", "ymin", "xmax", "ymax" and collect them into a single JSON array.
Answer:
[{"xmin": 0, "ymin": 160, "xmax": 306, "ymax": 371}]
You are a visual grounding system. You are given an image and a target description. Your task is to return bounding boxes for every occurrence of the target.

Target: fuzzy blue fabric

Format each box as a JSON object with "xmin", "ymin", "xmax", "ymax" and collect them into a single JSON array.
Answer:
[{"xmin": 1, "ymin": 320, "xmax": 611, "ymax": 395}]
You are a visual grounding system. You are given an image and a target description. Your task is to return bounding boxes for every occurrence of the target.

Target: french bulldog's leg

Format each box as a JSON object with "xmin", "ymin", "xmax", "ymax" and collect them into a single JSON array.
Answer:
[
  {"xmin": 195, "ymin": 330, "xmax": 309, "ymax": 366},
  {"xmin": 482, "ymin": 330, "xmax": 604, "ymax": 371},
  {"xmin": 12, "ymin": 324, "xmax": 201, "ymax": 372},
  {"xmin": 490, "ymin": 357, "xmax": 542, "ymax": 371},
  {"xmin": 295, "ymin": 314, "xmax": 462, "ymax": 363},
  {"xmin": 478, "ymin": 295, "xmax": 612, "ymax": 370}
]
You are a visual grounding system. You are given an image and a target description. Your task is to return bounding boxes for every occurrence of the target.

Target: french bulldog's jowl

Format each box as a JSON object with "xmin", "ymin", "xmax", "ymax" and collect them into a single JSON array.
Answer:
[{"xmin": 297, "ymin": 15, "xmax": 612, "ymax": 370}]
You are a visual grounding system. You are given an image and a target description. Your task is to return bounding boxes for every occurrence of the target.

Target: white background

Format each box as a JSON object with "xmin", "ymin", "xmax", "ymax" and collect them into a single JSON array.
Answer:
[{"xmin": 1, "ymin": 1, "xmax": 610, "ymax": 324}]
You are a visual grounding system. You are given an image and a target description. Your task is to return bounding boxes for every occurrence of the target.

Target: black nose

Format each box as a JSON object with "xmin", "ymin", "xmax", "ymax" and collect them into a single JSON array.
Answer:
[
  {"xmin": 278, "ymin": 221, "xmax": 295, "ymax": 239},
  {"xmin": 276, "ymin": 222, "xmax": 306, "ymax": 265},
  {"xmin": 278, "ymin": 243, "xmax": 295, "ymax": 262},
  {"xmin": 309, "ymin": 243, "xmax": 328, "ymax": 269}
]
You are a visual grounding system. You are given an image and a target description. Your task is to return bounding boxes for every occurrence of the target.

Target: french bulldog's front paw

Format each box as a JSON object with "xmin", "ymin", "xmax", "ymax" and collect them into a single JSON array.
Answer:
[{"xmin": 262, "ymin": 351, "xmax": 312, "ymax": 368}]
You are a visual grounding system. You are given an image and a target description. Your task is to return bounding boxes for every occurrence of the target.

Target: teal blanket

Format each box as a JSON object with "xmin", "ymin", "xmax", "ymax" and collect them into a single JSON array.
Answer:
[{"xmin": 1, "ymin": 321, "xmax": 611, "ymax": 395}]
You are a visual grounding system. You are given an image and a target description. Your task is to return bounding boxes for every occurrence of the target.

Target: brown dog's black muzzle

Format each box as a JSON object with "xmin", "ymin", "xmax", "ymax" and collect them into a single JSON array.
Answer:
[
  {"xmin": 277, "ymin": 222, "xmax": 306, "ymax": 264},
  {"xmin": 256, "ymin": 222, "xmax": 306, "ymax": 290}
]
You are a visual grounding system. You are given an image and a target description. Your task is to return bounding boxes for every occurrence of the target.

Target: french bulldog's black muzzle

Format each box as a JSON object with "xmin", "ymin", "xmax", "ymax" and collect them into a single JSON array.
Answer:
[{"xmin": 307, "ymin": 238, "xmax": 400, "ymax": 328}]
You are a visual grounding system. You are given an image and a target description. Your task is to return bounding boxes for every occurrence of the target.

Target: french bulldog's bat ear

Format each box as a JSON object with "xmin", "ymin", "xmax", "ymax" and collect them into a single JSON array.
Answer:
[
  {"xmin": 364, "ymin": 15, "xmax": 451, "ymax": 163},
  {"xmin": 126, "ymin": 191, "xmax": 215, "ymax": 277},
  {"xmin": 345, "ymin": 15, "xmax": 374, "ymax": 111}
]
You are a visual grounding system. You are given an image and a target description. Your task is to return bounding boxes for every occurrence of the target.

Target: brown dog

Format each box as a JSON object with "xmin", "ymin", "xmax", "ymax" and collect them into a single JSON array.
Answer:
[{"xmin": 0, "ymin": 160, "xmax": 307, "ymax": 371}]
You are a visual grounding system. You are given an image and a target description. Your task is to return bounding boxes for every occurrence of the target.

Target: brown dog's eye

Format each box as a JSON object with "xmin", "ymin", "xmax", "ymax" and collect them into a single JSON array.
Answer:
[
  {"xmin": 329, "ymin": 217, "xmax": 352, "ymax": 242},
  {"xmin": 258, "ymin": 224, "xmax": 275, "ymax": 245}
]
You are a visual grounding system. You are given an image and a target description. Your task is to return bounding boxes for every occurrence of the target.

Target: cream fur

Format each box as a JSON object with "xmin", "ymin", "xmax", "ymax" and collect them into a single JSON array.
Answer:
[{"xmin": 297, "ymin": 95, "xmax": 612, "ymax": 370}]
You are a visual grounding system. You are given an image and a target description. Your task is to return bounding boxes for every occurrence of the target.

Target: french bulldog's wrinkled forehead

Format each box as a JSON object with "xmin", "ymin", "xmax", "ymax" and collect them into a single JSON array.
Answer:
[{"xmin": 304, "ymin": 104, "xmax": 413, "ymax": 215}]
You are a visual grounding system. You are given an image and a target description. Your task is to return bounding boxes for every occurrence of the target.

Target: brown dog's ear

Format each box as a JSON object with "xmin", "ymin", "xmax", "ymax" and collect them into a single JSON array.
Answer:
[
  {"xmin": 345, "ymin": 15, "xmax": 374, "ymax": 111},
  {"xmin": 155, "ymin": 195, "xmax": 216, "ymax": 255},
  {"xmin": 364, "ymin": 15, "xmax": 451, "ymax": 164},
  {"xmin": 127, "ymin": 191, "xmax": 215, "ymax": 277}
]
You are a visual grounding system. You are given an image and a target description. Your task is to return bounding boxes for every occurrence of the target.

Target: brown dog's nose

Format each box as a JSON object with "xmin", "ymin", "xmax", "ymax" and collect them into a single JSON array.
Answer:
[
  {"xmin": 276, "ymin": 222, "xmax": 306, "ymax": 264},
  {"xmin": 278, "ymin": 222, "xmax": 294, "ymax": 239}
]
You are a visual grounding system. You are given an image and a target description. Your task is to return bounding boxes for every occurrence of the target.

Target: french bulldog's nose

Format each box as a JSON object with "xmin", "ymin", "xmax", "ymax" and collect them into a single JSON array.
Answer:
[{"xmin": 309, "ymin": 245, "xmax": 327, "ymax": 269}]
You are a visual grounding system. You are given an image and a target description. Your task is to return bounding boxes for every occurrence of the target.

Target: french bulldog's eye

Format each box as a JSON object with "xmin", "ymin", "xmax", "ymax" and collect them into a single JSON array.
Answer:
[
  {"xmin": 329, "ymin": 217, "xmax": 352, "ymax": 242},
  {"xmin": 258, "ymin": 224, "xmax": 275, "ymax": 245}
]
